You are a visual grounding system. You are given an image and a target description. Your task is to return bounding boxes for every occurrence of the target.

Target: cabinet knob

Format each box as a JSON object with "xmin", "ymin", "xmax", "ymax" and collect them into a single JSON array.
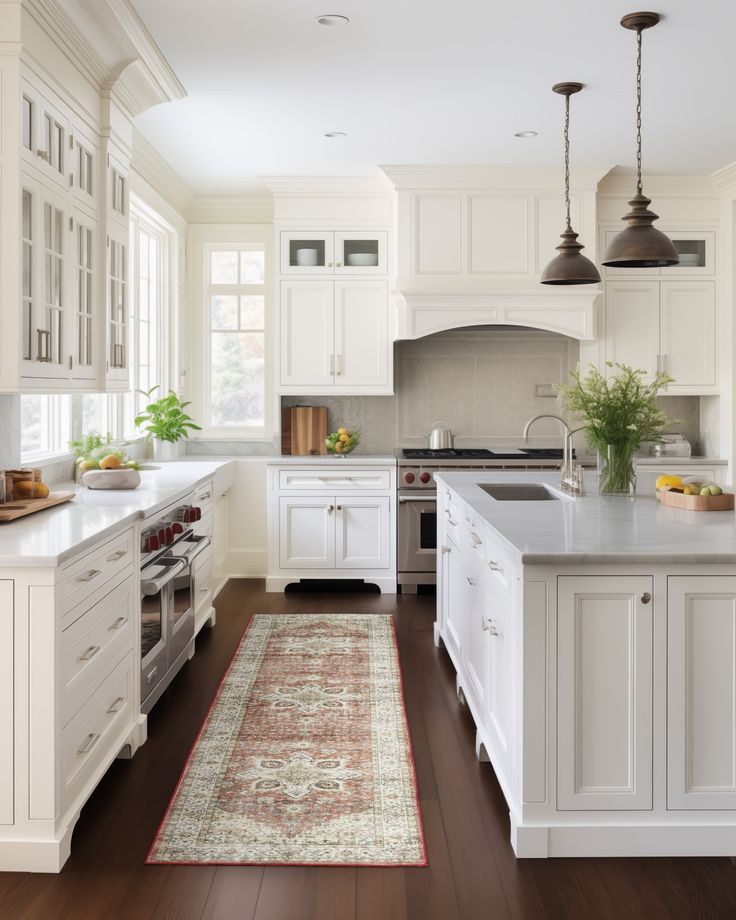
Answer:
[
  {"xmin": 336, "ymin": 504, "xmax": 342, "ymax": 511},
  {"xmin": 336, "ymin": 261, "xmax": 342, "ymax": 267},
  {"xmin": 328, "ymin": 504, "xmax": 334, "ymax": 513},
  {"xmin": 327, "ymin": 261, "xmax": 333, "ymax": 267},
  {"xmin": 641, "ymin": 592, "xmax": 652, "ymax": 605}
]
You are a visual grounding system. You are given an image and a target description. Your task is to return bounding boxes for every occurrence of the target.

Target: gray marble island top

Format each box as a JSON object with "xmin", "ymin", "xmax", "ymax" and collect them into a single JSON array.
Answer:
[{"xmin": 436, "ymin": 469, "xmax": 736, "ymax": 565}]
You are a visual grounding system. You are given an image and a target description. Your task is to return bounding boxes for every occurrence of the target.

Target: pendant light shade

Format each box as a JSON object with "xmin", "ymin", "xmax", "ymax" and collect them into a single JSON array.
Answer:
[
  {"xmin": 540, "ymin": 83, "xmax": 600, "ymax": 286},
  {"xmin": 602, "ymin": 12, "xmax": 679, "ymax": 268}
]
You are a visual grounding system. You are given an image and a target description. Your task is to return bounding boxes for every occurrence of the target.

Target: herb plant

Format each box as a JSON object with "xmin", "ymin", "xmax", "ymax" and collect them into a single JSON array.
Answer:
[{"xmin": 134, "ymin": 387, "xmax": 202, "ymax": 444}]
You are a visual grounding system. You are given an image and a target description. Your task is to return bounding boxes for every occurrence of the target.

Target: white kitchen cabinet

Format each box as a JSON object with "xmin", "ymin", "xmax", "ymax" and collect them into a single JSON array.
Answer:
[
  {"xmin": 20, "ymin": 81, "xmax": 69, "ymax": 191},
  {"xmin": 268, "ymin": 462, "xmax": 397, "ymax": 592},
  {"xmin": 443, "ymin": 538, "xmax": 466, "ymax": 666},
  {"xmin": 279, "ymin": 280, "xmax": 391, "ymax": 393},
  {"xmin": 280, "ymin": 230, "xmax": 387, "ymax": 275},
  {"xmin": 0, "ymin": 582, "xmax": 12, "ymax": 825},
  {"xmin": 462, "ymin": 539, "xmax": 489, "ymax": 714},
  {"xmin": 604, "ymin": 280, "xmax": 716, "ymax": 392},
  {"xmin": 557, "ymin": 575, "xmax": 653, "ymax": 811},
  {"xmin": 71, "ymin": 212, "xmax": 98, "ymax": 382},
  {"xmin": 279, "ymin": 496, "xmax": 335, "ymax": 569},
  {"xmin": 105, "ymin": 223, "xmax": 129, "ymax": 389},
  {"xmin": 70, "ymin": 121, "xmax": 97, "ymax": 215},
  {"xmin": 335, "ymin": 497, "xmax": 391, "ymax": 569},
  {"xmin": 668, "ymin": 576, "xmax": 736, "ymax": 810},
  {"xmin": 601, "ymin": 229, "xmax": 716, "ymax": 277}
]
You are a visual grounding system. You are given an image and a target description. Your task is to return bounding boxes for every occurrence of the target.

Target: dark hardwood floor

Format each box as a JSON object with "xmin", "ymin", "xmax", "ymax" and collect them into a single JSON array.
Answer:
[{"xmin": 2, "ymin": 579, "xmax": 736, "ymax": 920}]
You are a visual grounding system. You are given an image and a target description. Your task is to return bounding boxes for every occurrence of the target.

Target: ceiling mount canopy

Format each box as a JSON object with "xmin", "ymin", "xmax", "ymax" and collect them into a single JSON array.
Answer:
[
  {"xmin": 602, "ymin": 11, "xmax": 679, "ymax": 269},
  {"xmin": 540, "ymin": 82, "xmax": 601, "ymax": 286}
]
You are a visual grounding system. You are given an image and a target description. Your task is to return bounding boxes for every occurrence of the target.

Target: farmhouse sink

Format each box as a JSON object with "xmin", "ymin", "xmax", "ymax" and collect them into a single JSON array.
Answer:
[{"xmin": 479, "ymin": 483, "xmax": 566, "ymax": 502}]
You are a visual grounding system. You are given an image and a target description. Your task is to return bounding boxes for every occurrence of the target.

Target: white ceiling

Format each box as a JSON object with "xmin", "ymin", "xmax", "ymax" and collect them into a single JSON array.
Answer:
[{"xmin": 130, "ymin": 0, "xmax": 736, "ymax": 195}]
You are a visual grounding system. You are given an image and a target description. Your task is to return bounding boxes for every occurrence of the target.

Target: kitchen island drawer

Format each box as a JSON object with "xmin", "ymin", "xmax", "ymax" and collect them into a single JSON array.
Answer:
[
  {"xmin": 61, "ymin": 527, "xmax": 135, "ymax": 618},
  {"xmin": 61, "ymin": 575, "xmax": 136, "ymax": 725},
  {"xmin": 61, "ymin": 652, "xmax": 134, "ymax": 814},
  {"xmin": 278, "ymin": 468, "xmax": 392, "ymax": 491},
  {"xmin": 193, "ymin": 480, "xmax": 214, "ymax": 518}
]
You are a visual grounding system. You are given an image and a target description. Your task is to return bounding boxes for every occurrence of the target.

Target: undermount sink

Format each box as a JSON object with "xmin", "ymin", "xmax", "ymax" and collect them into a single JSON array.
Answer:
[{"xmin": 479, "ymin": 483, "xmax": 564, "ymax": 502}]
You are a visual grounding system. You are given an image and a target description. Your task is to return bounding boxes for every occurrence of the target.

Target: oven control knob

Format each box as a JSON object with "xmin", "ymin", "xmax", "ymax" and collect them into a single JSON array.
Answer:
[
  {"xmin": 165, "ymin": 526, "xmax": 173, "ymax": 545},
  {"xmin": 149, "ymin": 534, "xmax": 160, "ymax": 552},
  {"xmin": 172, "ymin": 522, "xmax": 184, "ymax": 535},
  {"xmin": 404, "ymin": 471, "xmax": 415, "ymax": 484},
  {"xmin": 193, "ymin": 506, "xmax": 202, "ymax": 521},
  {"xmin": 420, "ymin": 471, "xmax": 431, "ymax": 484}
]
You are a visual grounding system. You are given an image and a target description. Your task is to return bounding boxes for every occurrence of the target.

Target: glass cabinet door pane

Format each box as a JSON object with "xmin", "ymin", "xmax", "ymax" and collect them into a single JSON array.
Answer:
[
  {"xmin": 22, "ymin": 97, "xmax": 32, "ymax": 150},
  {"xmin": 341, "ymin": 238, "xmax": 379, "ymax": 268},
  {"xmin": 289, "ymin": 239, "xmax": 326, "ymax": 268}
]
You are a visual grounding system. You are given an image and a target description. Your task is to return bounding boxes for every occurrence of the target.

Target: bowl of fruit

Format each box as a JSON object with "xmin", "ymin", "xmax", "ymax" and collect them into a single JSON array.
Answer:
[
  {"xmin": 78, "ymin": 450, "xmax": 142, "ymax": 490},
  {"xmin": 325, "ymin": 427, "xmax": 360, "ymax": 456}
]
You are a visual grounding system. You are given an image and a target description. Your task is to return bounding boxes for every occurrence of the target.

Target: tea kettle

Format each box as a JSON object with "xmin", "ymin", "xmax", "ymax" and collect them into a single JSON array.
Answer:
[{"xmin": 428, "ymin": 421, "xmax": 454, "ymax": 450}]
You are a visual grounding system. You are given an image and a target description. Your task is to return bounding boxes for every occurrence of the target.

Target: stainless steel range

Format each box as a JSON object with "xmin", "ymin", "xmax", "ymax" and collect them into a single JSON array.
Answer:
[{"xmin": 397, "ymin": 447, "xmax": 569, "ymax": 592}]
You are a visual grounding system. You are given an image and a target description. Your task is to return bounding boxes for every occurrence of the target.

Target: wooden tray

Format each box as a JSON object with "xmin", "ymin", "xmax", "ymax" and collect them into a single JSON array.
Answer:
[
  {"xmin": 0, "ymin": 490, "xmax": 75, "ymax": 522},
  {"xmin": 657, "ymin": 489, "xmax": 735, "ymax": 512}
]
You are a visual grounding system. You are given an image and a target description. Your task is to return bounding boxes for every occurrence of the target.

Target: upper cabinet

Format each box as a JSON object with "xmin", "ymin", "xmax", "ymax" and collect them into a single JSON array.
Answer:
[
  {"xmin": 280, "ymin": 230, "xmax": 388, "ymax": 276},
  {"xmin": 600, "ymin": 229, "xmax": 716, "ymax": 277}
]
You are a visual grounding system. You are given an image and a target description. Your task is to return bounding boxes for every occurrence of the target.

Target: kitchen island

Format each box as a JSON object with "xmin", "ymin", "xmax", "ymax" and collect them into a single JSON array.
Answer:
[{"xmin": 435, "ymin": 469, "xmax": 736, "ymax": 858}]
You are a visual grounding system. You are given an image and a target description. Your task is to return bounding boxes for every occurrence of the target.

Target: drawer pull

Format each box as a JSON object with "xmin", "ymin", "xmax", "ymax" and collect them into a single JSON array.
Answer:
[
  {"xmin": 469, "ymin": 532, "xmax": 482, "ymax": 546},
  {"xmin": 488, "ymin": 560, "xmax": 503, "ymax": 572},
  {"xmin": 108, "ymin": 616, "xmax": 128, "ymax": 631},
  {"xmin": 200, "ymin": 585, "xmax": 209, "ymax": 593},
  {"xmin": 107, "ymin": 549, "xmax": 128, "ymax": 562},
  {"xmin": 146, "ymin": 666, "xmax": 158, "ymax": 685},
  {"xmin": 199, "ymin": 491, "xmax": 211, "ymax": 501},
  {"xmin": 79, "ymin": 645, "xmax": 101, "ymax": 661},
  {"xmin": 107, "ymin": 696, "xmax": 125, "ymax": 715},
  {"xmin": 78, "ymin": 569, "xmax": 101, "ymax": 583},
  {"xmin": 466, "ymin": 576, "xmax": 476, "ymax": 586},
  {"xmin": 77, "ymin": 732, "xmax": 101, "ymax": 756},
  {"xmin": 447, "ymin": 516, "xmax": 458, "ymax": 526},
  {"xmin": 482, "ymin": 617, "xmax": 499, "ymax": 636}
]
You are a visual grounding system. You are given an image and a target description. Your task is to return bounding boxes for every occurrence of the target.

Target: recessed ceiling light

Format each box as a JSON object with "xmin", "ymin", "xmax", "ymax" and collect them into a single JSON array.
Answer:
[
  {"xmin": 324, "ymin": 131, "xmax": 347, "ymax": 138},
  {"xmin": 316, "ymin": 14, "xmax": 350, "ymax": 25},
  {"xmin": 515, "ymin": 130, "xmax": 539, "ymax": 138}
]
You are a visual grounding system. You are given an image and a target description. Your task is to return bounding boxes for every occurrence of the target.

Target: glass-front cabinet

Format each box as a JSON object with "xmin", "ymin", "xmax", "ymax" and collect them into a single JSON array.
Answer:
[
  {"xmin": 106, "ymin": 225, "xmax": 129, "ymax": 387},
  {"xmin": 280, "ymin": 230, "xmax": 388, "ymax": 275},
  {"xmin": 600, "ymin": 229, "xmax": 715, "ymax": 276}
]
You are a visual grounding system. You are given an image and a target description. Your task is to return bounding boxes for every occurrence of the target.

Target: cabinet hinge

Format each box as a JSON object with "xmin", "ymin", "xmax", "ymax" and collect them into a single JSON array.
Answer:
[
  {"xmin": 69, "ymin": 216, "xmax": 74, "ymax": 231},
  {"xmin": 68, "ymin": 355, "xmax": 73, "ymax": 370}
]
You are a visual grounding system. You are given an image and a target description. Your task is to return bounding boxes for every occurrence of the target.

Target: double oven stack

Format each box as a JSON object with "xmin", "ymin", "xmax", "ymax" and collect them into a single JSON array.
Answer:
[
  {"xmin": 397, "ymin": 447, "xmax": 569, "ymax": 592},
  {"xmin": 139, "ymin": 497, "xmax": 210, "ymax": 713}
]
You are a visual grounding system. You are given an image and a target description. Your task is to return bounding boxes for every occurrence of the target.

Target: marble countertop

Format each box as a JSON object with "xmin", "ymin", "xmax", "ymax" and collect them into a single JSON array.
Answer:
[
  {"xmin": 265, "ymin": 455, "xmax": 397, "ymax": 466},
  {"xmin": 436, "ymin": 469, "xmax": 736, "ymax": 565},
  {"xmin": 636, "ymin": 456, "xmax": 727, "ymax": 466},
  {"xmin": 0, "ymin": 461, "xmax": 234, "ymax": 568}
]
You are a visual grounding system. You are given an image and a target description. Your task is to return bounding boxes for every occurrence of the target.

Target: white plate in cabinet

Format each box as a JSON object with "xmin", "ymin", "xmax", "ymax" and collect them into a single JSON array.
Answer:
[
  {"xmin": 557, "ymin": 575, "xmax": 653, "ymax": 811},
  {"xmin": 60, "ymin": 652, "xmax": 134, "ymax": 815},
  {"xmin": 61, "ymin": 528, "xmax": 135, "ymax": 621},
  {"xmin": 278, "ymin": 469, "xmax": 392, "ymax": 491},
  {"xmin": 61, "ymin": 576, "xmax": 135, "ymax": 726},
  {"xmin": 667, "ymin": 576, "xmax": 736, "ymax": 810}
]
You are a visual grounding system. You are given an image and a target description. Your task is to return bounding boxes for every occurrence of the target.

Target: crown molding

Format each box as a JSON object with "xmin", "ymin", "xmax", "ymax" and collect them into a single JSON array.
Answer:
[
  {"xmin": 186, "ymin": 194, "xmax": 275, "ymax": 224},
  {"xmin": 131, "ymin": 130, "xmax": 193, "ymax": 217},
  {"xmin": 598, "ymin": 173, "xmax": 718, "ymax": 198},
  {"xmin": 380, "ymin": 164, "xmax": 613, "ymax": 191},
  {"xmin": 710, "ymin": 160, "xmax": 736, "ymax": 192},
  {"xmin": 261, "ymin": 174, "xmax": 391, "ymax": 199},
  {"xmin": 23, "ymin": 0, "xmax": 108, "ymax": 88}
]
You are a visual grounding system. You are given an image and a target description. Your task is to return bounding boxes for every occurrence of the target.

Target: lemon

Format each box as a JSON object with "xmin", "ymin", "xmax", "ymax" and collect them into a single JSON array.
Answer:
[
  {"xmin": 338, "ymin": 427, "xmax": 347, "ymax": 435},
  {"xmin": 339, "ymin": 433, "xmax": 349, "ymax": 442},
  {"xmin": 655, "ymin": 474, "xmax": 683, "ymax": 492},
  {"xmin": 99, "ymin": 454, "xmax": 122, "ymax": 470}
]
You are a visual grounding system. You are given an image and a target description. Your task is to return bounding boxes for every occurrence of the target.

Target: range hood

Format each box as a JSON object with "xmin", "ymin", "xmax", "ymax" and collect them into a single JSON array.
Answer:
[{"xmin": 381, "ymin": 165, "xmax": 609, "ymax": 342}]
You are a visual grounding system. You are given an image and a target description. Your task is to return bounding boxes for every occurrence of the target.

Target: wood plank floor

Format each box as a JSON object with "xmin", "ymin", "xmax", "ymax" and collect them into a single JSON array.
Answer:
[{"xmin": 2, "ymin": 578, "xmax": 736, "ymax": 920}]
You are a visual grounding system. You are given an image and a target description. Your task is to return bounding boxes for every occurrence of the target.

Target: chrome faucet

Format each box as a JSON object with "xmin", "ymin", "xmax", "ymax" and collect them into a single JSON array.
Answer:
[{"xmin": 522, "ymin": 414, "xmax": 583, "ymax": 494}]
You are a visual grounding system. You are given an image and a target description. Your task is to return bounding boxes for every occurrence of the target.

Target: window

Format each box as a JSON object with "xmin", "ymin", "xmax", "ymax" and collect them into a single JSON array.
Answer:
[
  {"xmin": 207, "ymin": 245, "xmax": 267, "ymax": 431},
  {"xmin": 20, "ymin": 395, "xmax": 71, "ymax": 460}
]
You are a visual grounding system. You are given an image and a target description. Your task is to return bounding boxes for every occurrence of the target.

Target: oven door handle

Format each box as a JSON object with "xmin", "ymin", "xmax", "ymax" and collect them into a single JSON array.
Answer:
[
  {"xmin": 399, "ymin": 495, "xmax": 437, "ymax": 503},
  {"xmin": 141, "ymin": 558, "xmax": 187, "ymax": 595},
  {"xmin": 182, "ymin": 534, "xmax": 211, "ymax": 563}
]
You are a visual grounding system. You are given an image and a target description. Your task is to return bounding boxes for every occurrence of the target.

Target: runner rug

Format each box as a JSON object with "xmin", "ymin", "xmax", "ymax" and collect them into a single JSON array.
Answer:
[{"xmin": 147, "ymin": 613, "xmax": 426, "ymax": 866}]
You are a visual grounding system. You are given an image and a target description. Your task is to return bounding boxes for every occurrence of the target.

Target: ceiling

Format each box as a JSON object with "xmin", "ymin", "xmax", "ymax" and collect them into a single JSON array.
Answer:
[{"xmin": 130, "ymin": 0, "xmax": 736, "ymax": 195}]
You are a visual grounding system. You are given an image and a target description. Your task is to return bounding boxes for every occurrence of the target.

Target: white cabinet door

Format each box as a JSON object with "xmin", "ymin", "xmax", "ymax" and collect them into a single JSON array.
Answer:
[
  {"xmin": 557, "ymin": 575, "xmax": 653, "ymax": 811},
  {"xmin": 280, "ymin": 232, "xmax": 335, "ymax": 275},
  {"xmin": 660, "ymin": 281, "xmax": 715, "ymax": 388},
  {"xmin": 0, "ymin": 582, "xmax": 12, "ymax": 825},
  {"xmin": 279, "ymin": 497, "xmax": 335, "ymax": 569},
  {"xmin": 334, "ymin": 281, "xmax": 389, "ymax": 388},
  {"xmin": 668, "ymin": 576, "xmax": 736, "ymax": 810},
  {"xmin": 335, "ymin": 496, "xmax": 390, "ymax": 569},
  {"xmin": 486, "ymin": 580, "xmax": 514, "ymax": 770},
  {"xmin": 463, "ymin": 543, "xmax": 489, "ymax": 716},
  {"xmin": 280, "ymin": 281, "xmax": 334, "ymax": 387},
  {"xmin": 106, "ymin": 223, "xmax": 129, "ymax": 388},
  {"xmin": 71, "ymin": 213, "xmax": 98, "ymax": 382},
  {"xmin": 444, "ymin": 540, "xmax": 466, "ymax": 666},
  {"xmin": 334, "ymin": 231, "xmax": 388, "ymax": 275},
  {"xmin": 604, "ymin": 281, "xmax": 659, "ymax": 382}
]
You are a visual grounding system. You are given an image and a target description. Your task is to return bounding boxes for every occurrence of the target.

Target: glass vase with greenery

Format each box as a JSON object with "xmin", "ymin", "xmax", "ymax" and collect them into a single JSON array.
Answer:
[
  {"xmin": 558, "ymin": 362, "xmax": 673, "ymax": 494},
  {"xmin": 134, "ymin": 387, "xmax": 201, "ymax": 459}
]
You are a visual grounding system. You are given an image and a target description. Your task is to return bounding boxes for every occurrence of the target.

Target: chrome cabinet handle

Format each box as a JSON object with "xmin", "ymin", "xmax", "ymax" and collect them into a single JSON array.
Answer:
[
  {"xmin": 79, "ymin": 645, "xmax": 100, "ymax": 661},
  {"xmin": 78, "ymin": 569, "xmax": 101, "ymax": 583},
  {"xmin": 447, "ymin": 516, "xmax": 458, "ymax": 526},
  {"xmin": 199, "ymin": 491, "xmax": 211, "ymax": 501},
  {"xmin": 36, "ymin": 329, "xmax": 52, "ymax": 362},
  {"xmin": 336, "ymin": 354, "xmax": 342, "ymax": 376},
  {"xmin": 77, "ymin": 732, "xmax": 101, "ymax": 756},
  {"xmin": 107, "ymin": 697, "xmax": 124, "ymax": 715},
  {"xmin": 488, "ymin": 560, "xmax": 502, "ymax": 572},
  {"xmin": 146, "ymin": 667, "xmax": 158, "ymax": 685},
  {"xmin": 441, "ymin": 546, "xmax": 451, "ymax": 554},
  {"xmin": 112, "ymin": 342, "xmax": 125, "ymax": 369},
  {"xmin": 36, "ymin": 149, "xmax": 50, "ymax": 161},
  {"xmin": 469, "ymin": 532, "xmax": 482, "ymax": 546},
  {"xmin": 482, "ymin": 617, "xmax": 499, "ymax": 636},
  {"xmin": 107, "ymin": 549, "xmax": 127, "ymax": 562},
  {"xmin": 108, "ymin": 616, "xmax": 127, "ymax": 631}
]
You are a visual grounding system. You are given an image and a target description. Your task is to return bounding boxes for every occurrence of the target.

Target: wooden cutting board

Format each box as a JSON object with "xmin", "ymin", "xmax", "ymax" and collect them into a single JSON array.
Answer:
[
  {"xmin": 283, "ymin": 406, "xmax": 328, "ymax": 456},
  {"xmin": 657, "ymin": 489, "xmax": 735, "ymax": 512},
  {"xmin": 0, "ymin": 490, "xmax": 75, "ymax": 522}
]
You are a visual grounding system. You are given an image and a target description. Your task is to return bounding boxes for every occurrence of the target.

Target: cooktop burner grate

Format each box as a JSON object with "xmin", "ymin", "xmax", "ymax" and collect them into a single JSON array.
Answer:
[{"xmin": 401, "ymin": 448, "xmax": 567, "ymax": 461}]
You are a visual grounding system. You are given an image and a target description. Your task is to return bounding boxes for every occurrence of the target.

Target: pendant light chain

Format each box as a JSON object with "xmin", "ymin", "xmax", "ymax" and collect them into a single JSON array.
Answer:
[
  {"xmin": 636, "ymin": 26, "xmax": 643, "ymax": 194},
  {"xmin": 564, "ymin": 92, "xmax": 572, "ymax": 231}
]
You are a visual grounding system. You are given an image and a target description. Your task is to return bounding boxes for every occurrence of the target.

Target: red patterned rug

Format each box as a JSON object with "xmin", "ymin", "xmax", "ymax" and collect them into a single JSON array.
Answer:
[{"xmin": 147, "ymin": 614, "xmax": 426, "ymax": 866}]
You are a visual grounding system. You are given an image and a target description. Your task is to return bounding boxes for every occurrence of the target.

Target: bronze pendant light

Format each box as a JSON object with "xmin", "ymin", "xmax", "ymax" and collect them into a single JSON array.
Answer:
[
  {"xmin": 602, "ymin": 12, "xmax": 678, "ymax": 268},
  {"xmin": 541, "ymin": 82, "xmax": 601, "ymax": 285}
]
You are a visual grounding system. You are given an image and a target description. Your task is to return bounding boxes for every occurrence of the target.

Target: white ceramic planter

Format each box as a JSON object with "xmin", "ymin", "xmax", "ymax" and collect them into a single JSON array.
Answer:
[{"xmin": 153, "ymin": 440, "xmax": 181, "ymax": 462}]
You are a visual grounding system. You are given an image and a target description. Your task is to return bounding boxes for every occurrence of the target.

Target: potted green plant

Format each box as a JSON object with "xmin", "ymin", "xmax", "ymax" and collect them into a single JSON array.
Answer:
[
  {"xmin": 134, "ymin": 386, "xmax": 202, "ymax": 461},
  {"xmin": 558, "ymin": 362, "xmax": 673, "ymax": 494}
]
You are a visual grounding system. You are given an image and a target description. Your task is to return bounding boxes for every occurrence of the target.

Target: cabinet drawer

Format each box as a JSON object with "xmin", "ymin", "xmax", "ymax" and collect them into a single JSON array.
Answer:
[
  {"xmin": 444, "ymin": 498, "xmax": 462, "ymax": 547},
  {"xmin": 193, "ymin": 480, "xmax": 214, "ymax": 518},
  {"xmin": 278, "ymin": 468, "xmax": 392, "ymax": 491},
  {"xmin": 193, "ymin": 549, "xmax": 214, "ymax": 616},
  {"xmin": 61, "ymin": 576, "xmax": 135, "ymax": 726},
  {"xmin": 61, "ymin": 652, "xmax": 134, "ymax": 814},
  {"xmin": 61, "ymin": 528, "xmax": 135, "ymax": 618}
]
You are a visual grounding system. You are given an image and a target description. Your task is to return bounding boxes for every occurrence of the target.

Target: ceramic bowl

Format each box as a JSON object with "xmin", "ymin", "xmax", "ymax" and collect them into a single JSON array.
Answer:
[
  {"xmin": 295, "ymin": 248, "xmax": 319, "ymax": 266},
  {"xmin": 346, "ymin": 252, "xmax": 378, "ymax": 266},
  {"xmin": 82, "ymin": 469, "xmax": 141, "ymax": 490}
]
